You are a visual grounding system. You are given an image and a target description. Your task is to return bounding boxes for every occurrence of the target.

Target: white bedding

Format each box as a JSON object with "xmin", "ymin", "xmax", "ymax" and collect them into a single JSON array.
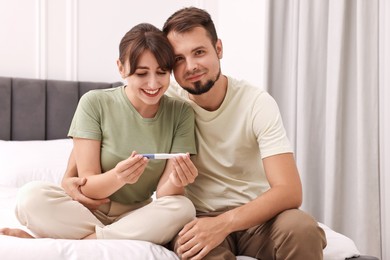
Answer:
[{"xmin": 0, "ymin": 139, "xmax": 361, "ymax": 260}]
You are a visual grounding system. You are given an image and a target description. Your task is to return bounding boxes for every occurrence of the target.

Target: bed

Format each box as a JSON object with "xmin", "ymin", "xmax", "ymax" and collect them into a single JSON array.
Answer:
[{"xmin": 0, "ymin": 76, "xmax": 378, "ymax": 260}]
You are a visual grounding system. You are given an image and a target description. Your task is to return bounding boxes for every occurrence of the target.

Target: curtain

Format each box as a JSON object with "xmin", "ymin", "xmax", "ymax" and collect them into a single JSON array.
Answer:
[
  {"xmin": 379, "ymin": 0, "xmax": 390, "ymax": 258},
  {"xmin": 264, "ymin": 0, "xmax": 381, "ymax": 257}
]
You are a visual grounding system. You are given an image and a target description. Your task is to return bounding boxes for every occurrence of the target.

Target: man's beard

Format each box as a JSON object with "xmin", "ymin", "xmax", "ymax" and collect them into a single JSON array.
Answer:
[{"xmin": 182, "ymin": 69, "xmax": 221, "ymax": 95}]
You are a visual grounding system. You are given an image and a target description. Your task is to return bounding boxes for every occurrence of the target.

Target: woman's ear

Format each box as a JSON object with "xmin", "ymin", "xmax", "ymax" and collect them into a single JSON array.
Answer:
[
  {"xmin": 117, "ymin": 59, "xmax": 126, "ymax": 79},
  {"xmin": 216, "ymin": 39, "xmax": 223, "ymax": 59}
]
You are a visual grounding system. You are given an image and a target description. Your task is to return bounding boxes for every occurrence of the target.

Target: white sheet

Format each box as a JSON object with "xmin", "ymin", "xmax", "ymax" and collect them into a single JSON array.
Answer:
[{"xmin": 0, "ymin": 187, "xmax": 360, "ymax": 260}]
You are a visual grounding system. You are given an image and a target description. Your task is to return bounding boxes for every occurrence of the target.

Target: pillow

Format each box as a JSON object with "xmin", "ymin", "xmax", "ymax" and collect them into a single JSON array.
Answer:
[
  {"xmin": 0, "ymin": 139, "xmax": 73, "ymax": 188},
  {"xmin": 319, "ymin": 222, "xmax": 361, "ymax": 259}
]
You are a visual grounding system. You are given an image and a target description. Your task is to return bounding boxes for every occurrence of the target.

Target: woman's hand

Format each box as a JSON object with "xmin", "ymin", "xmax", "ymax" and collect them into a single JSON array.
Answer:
[
  {"xmin": 156, "ymin": 153, "xmax": 198, "ymax": 197},
  {"xmin": 169, "ymin": 153, "xmax": 198, "ymax": 187},
  {"xmin": 114, "ymin": 151, "xmax": 148, "ymax": 184}
]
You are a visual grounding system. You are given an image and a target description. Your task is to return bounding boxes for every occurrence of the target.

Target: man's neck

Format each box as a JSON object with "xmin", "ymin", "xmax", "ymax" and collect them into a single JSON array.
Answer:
[{"xmin": 189, "ymin": 75, "xmax": 228, "ymax": 111}]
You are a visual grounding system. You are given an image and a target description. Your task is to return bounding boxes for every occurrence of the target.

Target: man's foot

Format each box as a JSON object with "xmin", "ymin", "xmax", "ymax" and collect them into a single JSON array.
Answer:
[{"xmin": 0, "ymin": 228, "xmax": 34, "ymax": 238}]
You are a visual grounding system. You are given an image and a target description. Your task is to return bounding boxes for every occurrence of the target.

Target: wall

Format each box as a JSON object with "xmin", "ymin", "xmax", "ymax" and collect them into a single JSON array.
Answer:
[{"xmin": 0, "ymin": 0, "xmax": 265, "ymax": 87}]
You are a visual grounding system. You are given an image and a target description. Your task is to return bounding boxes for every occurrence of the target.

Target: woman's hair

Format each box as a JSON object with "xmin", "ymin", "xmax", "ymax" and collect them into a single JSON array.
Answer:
[
  {"xmin": 162, "ymin": 7, "xmax": 218, "ymax": 46},
  {"xmin": 119, "ymin": 23, "xmax": 175, "ymax": 76}
]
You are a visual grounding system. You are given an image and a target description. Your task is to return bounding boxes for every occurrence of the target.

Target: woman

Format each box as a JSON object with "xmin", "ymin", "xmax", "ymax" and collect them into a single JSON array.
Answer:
[{"xmin": 0, "ymin": 23, "xmax": 197, "ymax": 244}]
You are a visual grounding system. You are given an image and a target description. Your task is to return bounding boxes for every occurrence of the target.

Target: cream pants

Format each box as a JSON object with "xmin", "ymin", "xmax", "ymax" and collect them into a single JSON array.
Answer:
[{"xmin": 15, "ymin": 181, "xmax": 195, "ymax": 244}]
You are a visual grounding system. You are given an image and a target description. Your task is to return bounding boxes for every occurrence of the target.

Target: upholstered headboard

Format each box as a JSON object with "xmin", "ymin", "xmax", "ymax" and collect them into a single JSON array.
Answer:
[{"xmin": 0, "ymin": 77, "xmax": 122, "ymax": 141}]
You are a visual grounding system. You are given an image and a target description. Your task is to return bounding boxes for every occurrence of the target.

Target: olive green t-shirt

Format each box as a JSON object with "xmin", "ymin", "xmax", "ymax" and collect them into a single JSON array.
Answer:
[{"xmin": 68, "ymin": 86, "xmax": 196, "ymax": 205}]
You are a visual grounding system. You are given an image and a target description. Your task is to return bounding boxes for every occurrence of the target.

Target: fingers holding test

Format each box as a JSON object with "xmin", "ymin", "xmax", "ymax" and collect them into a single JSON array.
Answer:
[
  {"xmin": 115, "ymin": 151, "xmax": 143, "ymax": 172},
  {"xmin": 123, "ymin": 161, "xmax": 147, "ymax": 183},
  {"xmin": 115, "ymin": 151, "xmax": 148, "ymax": 184},
  {"xmin": 173, "ymin": 153, "xmax": 198, "ymax": 185},
  {"xmin": 172, "ymin": 157, "xmax": 190, "ymax": 185}
]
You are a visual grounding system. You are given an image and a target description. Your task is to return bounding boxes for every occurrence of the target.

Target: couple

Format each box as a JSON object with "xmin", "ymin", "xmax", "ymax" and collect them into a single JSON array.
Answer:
[{"xmin": 1, "ymin": 7, "xmax": 326, "ymax": 260}]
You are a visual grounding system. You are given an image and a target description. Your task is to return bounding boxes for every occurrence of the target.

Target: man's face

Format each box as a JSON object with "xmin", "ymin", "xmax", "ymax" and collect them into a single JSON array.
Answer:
[{"xmin": 167, "ymin": 27, "xmax": 222, "ymax": 95}]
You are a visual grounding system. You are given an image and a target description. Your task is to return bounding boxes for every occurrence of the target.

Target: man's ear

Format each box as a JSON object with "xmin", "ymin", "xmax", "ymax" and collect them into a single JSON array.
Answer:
[
  {"xmin": 216, "ymin": 39, "xmax": 223, "ymax": 59},
  {"xmin": 117, "ymin": 59, "xmax": 126, "ymax": 79}
]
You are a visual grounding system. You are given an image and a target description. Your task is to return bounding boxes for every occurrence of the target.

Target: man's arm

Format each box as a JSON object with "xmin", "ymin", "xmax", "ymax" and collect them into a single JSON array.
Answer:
[
  {"xmin": 61, "ymin": 148, "xmax": 110, "ymax": 210},
  {"xmin": 218, "ymin": 152, "xmax": 302, "ymax": 230},
  {"xmin": 176, "ymin": 153, "xmax": 302, "ymax": 259}
]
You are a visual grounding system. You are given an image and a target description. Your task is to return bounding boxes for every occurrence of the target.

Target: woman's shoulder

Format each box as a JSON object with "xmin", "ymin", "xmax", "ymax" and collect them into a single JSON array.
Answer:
[{"xmin": 81, "ymin": 86, "xmax": 123, "ymax": 102}]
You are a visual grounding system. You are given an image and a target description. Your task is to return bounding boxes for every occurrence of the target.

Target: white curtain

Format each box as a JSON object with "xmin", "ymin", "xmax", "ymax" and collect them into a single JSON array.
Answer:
[
  {"xmin": 379, "ymin": 0, "xmax": 390, "ymax": 258},
  {"xmin": 264, "ymin": 0, "xmax": 382, "ymax": 257}
]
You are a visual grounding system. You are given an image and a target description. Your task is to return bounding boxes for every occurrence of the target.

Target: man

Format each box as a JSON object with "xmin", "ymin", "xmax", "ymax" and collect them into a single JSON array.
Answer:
[{"xmin": 63, "ymin": 7, "xmax": 326, "ymax": 260}]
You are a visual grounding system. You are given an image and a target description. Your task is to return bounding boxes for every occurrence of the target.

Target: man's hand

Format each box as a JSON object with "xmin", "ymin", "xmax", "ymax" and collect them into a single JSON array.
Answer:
[
  {"xmin": 176, "ymin": 217, "xmax": 229, "ymax": 260},
  {"xmin": 61, "ymin": 176, "xmax": 109, "ymax": 210}
]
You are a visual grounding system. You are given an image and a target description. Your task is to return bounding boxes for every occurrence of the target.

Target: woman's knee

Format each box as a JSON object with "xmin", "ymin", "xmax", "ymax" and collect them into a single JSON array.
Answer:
[
  {"xmin": 169, "ymin": 195, "xmax": 195, "ymax": 220},
  {"xmin": 16, "ymin": 181, "xmax": 62, "ymax": 217},
  {"xmin": 156, "ymin": 195, "xmax": 196, "ymax": 224},
  {"xmin": 176, "ymin": 195, "xmax": 196, "ymax": 219},
  {"xmin": 17, "ymin": 181, "xmax": 48, "ymax": 209}
]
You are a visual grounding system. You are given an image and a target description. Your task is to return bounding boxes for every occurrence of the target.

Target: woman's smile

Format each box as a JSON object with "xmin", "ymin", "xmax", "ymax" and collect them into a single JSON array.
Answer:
[{"xmin": 142, "ymin": 88, "xmax": 161, "ymax": 97}]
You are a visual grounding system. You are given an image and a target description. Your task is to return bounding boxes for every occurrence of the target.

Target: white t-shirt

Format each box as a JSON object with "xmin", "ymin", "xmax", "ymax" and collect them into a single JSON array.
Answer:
[{"xmin": 166, "ymin": 76, "xmax": 293, "ymax": 213}]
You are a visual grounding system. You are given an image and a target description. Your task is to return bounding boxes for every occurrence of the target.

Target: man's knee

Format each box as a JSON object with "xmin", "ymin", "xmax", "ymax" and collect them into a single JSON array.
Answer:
[{"xmin": 274, "ymin": 209, "xmax": 327, "ymax": 255}]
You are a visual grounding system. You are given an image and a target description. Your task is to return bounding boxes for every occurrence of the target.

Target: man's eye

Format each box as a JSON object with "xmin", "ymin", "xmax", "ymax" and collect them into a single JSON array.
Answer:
[
  {"xmin": 195, "ymin": 50, "xmax": 205, "ymax": 55},
  {"xmin": 135, "ymin": 73, "xmax": 147, "ymax": 77},
  {"xmin": 175, "ymin": 57, "xmax": 184, "ymax": 63}
]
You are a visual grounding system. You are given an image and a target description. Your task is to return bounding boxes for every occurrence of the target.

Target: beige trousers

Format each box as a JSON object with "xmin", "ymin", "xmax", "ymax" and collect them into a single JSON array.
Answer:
[{"xmin": 16, "ymin": 181, "xmax": 195, "ymax": 244}]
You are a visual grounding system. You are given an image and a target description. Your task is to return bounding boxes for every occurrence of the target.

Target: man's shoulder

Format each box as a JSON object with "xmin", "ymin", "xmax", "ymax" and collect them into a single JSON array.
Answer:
[
  {"xmin": 163, "ymin": 93, "xmax": 191, "ymax": 109},
  {"xmin": 228, "ymin": 76, "xmax": 269, "ymax": 101},
  {"xmin": 165, "ymin": 81, "xmax": 187, "ymax": 100}
]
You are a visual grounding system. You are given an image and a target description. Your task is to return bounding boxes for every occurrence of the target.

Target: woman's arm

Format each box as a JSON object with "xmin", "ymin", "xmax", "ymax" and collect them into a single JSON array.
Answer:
[
  {"xmin": 73, "ymin": 137, "xmax": 148, "ymax": 199},
  {"xmin": 61, "ymin": 148, "xmax": 110, "ymax": 209},
  {"xmin": 156, "ymin": 154, "xmax": 198, "ymax": 198}
]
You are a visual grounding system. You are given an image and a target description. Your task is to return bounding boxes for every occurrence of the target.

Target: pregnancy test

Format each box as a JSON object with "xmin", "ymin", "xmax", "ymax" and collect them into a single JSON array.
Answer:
[{"xmin": 141, "ymin": 153, "xmax": 186, "ymax": 159}]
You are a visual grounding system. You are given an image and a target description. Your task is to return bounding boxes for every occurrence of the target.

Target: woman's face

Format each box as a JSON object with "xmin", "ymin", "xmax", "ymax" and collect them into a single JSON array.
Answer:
[{"xmin": 119, "ymin": 50, "xmax": 170, "ymax": 116}]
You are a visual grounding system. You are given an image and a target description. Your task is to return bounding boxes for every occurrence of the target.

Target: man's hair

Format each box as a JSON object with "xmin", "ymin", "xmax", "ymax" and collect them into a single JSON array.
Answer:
[
  {"xmin": 162, "ymin": 7, "xmax": 218, "ymax": 45},
  {"xmin": 119, "ymin": 23, "xmax": 175, "ymax": 76}
]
